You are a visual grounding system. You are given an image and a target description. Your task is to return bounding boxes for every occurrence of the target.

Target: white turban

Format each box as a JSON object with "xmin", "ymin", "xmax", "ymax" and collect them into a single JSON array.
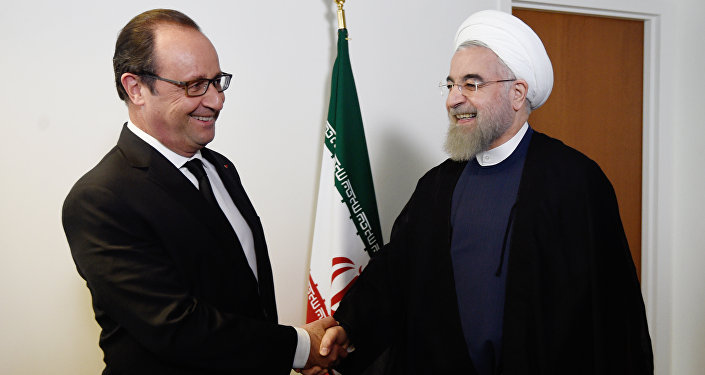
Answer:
[{"xmin": 454, "ymin": 10, "xmax": 553, "ymax": 110}]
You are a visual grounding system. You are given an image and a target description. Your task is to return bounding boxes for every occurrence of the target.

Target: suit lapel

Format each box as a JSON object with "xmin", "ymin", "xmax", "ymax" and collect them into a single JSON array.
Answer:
[
  {"xmin": 201, "ymin": 150, "xmax": 259, "ymax": 229},
  {"xmin": 116, "ymin": 125, "xmax": 252, "ymax": 271},
  {"xmin": 202, "ymin": 149, "xmax": 278, "ymax": 321}
]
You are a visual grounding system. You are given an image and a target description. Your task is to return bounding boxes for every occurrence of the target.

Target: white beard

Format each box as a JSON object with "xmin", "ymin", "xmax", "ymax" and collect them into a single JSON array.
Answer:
[{"xmin": 443, "ymin": 96, "xmax": 515, "ymax": 161}]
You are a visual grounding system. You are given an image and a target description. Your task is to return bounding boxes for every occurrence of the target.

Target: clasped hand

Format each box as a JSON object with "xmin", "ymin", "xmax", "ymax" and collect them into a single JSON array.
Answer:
[{"xmin": 296, "ymin": 316, "xmax": 350, "ymax": 375}]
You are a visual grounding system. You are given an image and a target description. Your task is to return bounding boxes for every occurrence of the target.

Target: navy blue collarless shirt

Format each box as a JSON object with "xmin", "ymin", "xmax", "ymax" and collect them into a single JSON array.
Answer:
[{"xmin": 450, "ymin": 127, "xmax": 533, "ymax": 375}]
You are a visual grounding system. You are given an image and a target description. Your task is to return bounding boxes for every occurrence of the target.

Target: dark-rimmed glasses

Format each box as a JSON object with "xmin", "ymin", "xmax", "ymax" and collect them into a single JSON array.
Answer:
[
  {"xmin": 142, "ymin": 73, "xmax": 233, "ymax": 97},
  {"xmin": 439, "ymin": 79, "xmax": 516, "ymax": 96}
]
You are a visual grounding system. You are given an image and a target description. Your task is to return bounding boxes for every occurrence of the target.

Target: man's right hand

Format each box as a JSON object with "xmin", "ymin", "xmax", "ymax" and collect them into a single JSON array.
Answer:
[
  {"xmin": 319, "ymin": 325, "xmax": 349, "ymax": 357},
  {"xmin": 297, "ymin": 317, "xmax": 350, "ymax": 375}
]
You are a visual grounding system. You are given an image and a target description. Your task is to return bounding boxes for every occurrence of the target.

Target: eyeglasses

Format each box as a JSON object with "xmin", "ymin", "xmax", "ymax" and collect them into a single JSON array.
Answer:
[
  {"xmin": 141, "ymin": 72, "xmax": 233, "ymax": 97},
  {"xmin": 439, "ymin": 79, "xmax": 516, "ymax": 96}
]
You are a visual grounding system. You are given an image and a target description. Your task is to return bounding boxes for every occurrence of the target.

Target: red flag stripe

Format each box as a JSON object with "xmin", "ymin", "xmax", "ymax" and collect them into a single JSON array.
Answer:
[
  {"xmin": 306, "ymin": 274, "xmax": 330, "ymax": 323},
  {"xmin": 331, "ymin": 275, "xmax": 358, "ymax": 306},
  {"xmin": 331, "ymin": 266, "xmax": 355, "ymax": 281},
  {"xmin": 332, "ymin": 257, "xmax": 354, "ymax": 266}
]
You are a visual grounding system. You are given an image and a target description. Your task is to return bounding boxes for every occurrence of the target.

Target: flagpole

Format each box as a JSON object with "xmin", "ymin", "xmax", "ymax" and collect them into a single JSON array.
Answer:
[{"xmin": 336, "ymin": 0, "xmax": 346, "ymax": 29}]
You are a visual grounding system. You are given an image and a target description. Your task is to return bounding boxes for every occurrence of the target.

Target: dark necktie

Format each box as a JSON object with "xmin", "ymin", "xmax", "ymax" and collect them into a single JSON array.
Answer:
[
  {"xmin": 183, "ymin": 159, "xmax": 220, "ymax": 207},
  {"xmin": 185, "ymin": 159, "xmax": 272, "ymax": 316}
]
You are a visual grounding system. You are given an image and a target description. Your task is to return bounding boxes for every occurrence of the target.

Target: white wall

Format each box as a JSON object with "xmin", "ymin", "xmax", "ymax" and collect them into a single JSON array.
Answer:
[
  {"xmin": 670, "ymin": 0, "xmax": 705, "ymax": 374},
  {"xmin": 0, "ymin": 0, "xmax": 702, "ymax": 374}
]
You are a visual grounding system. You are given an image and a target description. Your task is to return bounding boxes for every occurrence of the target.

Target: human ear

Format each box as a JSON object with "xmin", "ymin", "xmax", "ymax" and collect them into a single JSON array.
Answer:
[
  {"xmin": 511, "ymin": 79, "xmax": 529, "ymax": 111},
  {"xmin": 121, "ymin": 73, "xmax": 145, "ymax": 106}
]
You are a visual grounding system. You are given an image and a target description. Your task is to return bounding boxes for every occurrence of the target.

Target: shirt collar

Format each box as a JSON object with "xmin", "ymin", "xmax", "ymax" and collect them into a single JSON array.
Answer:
[
  {"xmin": 126, "ymin": 120, "xmax": 202, "ymax": 168},
  {"xmin": 475, "ymin": 122, "xmax": 529, "ymax": 166}
]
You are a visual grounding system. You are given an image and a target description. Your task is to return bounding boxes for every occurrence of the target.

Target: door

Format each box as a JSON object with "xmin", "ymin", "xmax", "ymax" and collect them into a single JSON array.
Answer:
[{"xmin": 512, "ymin": 9, "xmax": 644, "ymax": 277}]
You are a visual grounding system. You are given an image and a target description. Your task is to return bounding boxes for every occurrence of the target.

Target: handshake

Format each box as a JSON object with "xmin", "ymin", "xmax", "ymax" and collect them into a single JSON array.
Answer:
[{"xmin": 296, "ymin": 316, "xmax": 351, "ymax": 375}]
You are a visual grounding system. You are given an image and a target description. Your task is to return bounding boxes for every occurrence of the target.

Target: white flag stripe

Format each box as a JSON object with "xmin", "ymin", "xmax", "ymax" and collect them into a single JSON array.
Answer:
[{"xmin": 309, "ymin": 142, "xmax": 370, "ymax": 314}]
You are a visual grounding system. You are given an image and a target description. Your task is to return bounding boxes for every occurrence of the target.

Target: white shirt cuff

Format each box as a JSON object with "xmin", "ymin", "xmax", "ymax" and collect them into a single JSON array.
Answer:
[{"xmin": 292, "ymin": 327, "xmax": 311, "ymax": 368}]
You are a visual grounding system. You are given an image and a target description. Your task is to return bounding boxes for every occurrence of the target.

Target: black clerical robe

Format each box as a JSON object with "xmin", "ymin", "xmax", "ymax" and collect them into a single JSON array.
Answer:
[{"xmin": 334, "ymin": 131, "xmax": 653, "ymax": 375}]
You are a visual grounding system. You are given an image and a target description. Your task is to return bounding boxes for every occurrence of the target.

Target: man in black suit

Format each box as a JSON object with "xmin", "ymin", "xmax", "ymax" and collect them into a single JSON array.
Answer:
[{"xmin": 62, "ymin": 9, "xmax": 343, "ymax": 375}]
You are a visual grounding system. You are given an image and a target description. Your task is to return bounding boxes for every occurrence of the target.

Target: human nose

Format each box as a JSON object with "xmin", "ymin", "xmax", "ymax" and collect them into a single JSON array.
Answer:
[
  {"xmin": 446, "ymin": 83, "xmax": 467, "ymax": 108},
  {"xmin": 202, "ymin": 82, "xmax": 224, "ymax": 110}
]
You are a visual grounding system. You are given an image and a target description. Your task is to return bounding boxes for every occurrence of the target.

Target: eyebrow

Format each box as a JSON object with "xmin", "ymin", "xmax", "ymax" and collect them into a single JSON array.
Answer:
[
  {"xmin": 446, "ymin": 73, "xmax": 484, "ymax": 83},
  {"xmin": 186, "ymin": 72, "xmax": 225, "ymax": 81}
]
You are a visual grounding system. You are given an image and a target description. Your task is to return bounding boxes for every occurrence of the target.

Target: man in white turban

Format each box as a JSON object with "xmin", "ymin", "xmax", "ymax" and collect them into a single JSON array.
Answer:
[{"xmin": 313, "ymin": 9, "xmax": 653, "ymax": 375}]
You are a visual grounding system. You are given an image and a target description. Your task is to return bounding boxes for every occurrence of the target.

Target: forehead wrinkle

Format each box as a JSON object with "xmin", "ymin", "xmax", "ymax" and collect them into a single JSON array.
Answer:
[{"xmin": 447, "ymin": 73, "xmax": 484, "ymax": 83}]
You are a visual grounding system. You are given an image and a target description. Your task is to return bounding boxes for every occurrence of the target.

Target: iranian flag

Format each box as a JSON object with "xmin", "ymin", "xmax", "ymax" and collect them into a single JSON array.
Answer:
[{"xmin": 307, "ymin": 28, "xmax": 383, "ymax": 323}]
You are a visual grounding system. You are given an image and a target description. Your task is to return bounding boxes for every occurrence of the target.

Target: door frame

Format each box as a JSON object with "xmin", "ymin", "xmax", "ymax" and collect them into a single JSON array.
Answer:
[{"xmin": 502, "ymin": 0, "xmax": 671, "ymax": 372}]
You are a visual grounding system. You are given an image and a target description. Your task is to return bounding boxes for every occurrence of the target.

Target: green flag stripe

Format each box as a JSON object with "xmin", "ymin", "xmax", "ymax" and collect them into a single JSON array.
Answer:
[{"xmin": 327, "ymin": 29, "xmax": 383, "ymax": 256}]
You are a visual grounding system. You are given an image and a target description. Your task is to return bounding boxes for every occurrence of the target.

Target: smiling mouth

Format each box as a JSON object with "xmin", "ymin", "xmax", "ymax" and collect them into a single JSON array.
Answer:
[
  {"xmin": 456, "ymin": 113, "xmax": 477, "ymax": 120},
  {"xmin": 191, "ymin": 115, "xmax": 216, "ymax": 122}
]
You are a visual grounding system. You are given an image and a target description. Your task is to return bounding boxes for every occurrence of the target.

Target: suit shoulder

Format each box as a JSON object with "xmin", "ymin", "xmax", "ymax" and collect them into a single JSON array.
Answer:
[
  {"xmin": 63, "ymin": 145, "xmax": 145, "ymax": 214},
  {"xmin": 69, "ymin": 146, "xmax": 129, "ymax": 189}
]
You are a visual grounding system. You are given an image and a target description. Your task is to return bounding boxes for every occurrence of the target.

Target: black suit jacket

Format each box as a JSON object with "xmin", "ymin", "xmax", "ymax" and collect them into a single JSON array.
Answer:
[
  {"xmin": 63, "ymin": 125, "xmax": 297, "ymax": 374},
  {"xmin": 334, "ymin": 131, "xmax": 653, "ymax": 374}
]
